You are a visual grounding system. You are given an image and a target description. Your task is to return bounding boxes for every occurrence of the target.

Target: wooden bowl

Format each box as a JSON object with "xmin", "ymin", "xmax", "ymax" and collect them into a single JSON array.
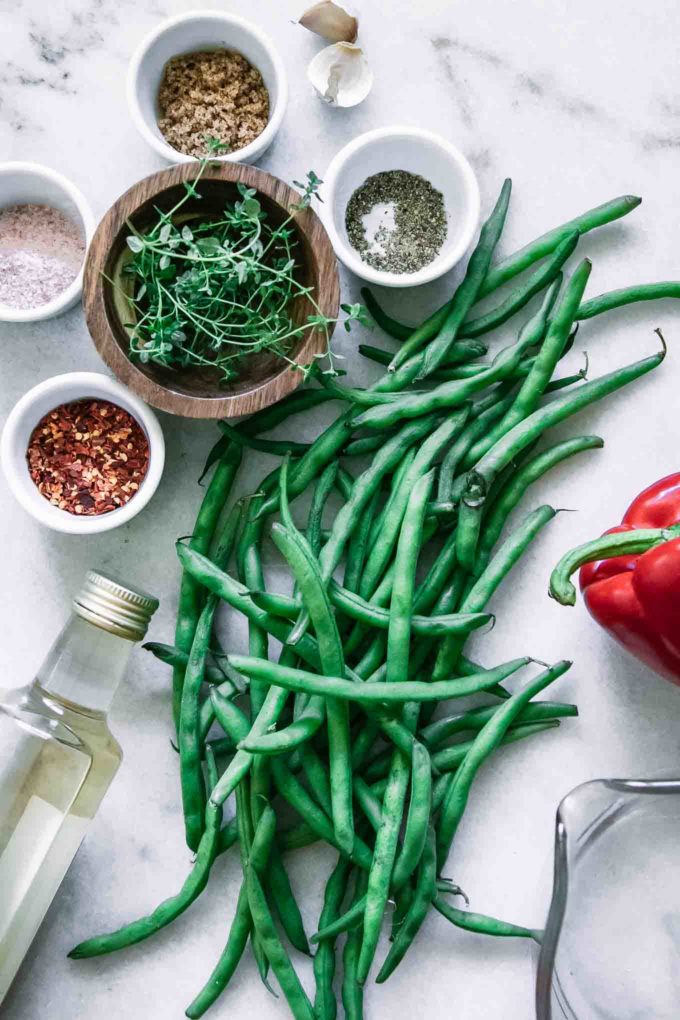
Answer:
[{"xmin": 83, "ymin": 163, "xmax": 340, "ymax": 418}]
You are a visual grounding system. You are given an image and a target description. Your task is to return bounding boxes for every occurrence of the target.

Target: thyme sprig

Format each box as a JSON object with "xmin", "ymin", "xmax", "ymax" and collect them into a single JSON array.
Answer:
[{"xmin": 121, "ymin": 143, "xmax": 365, "ymax": 382}]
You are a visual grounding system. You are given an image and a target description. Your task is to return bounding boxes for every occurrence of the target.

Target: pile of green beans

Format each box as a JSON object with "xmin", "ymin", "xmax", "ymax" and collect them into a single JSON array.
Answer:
[{"xmin": 70, "ymin": 183, "xmax": 675, "ymax": 1018}]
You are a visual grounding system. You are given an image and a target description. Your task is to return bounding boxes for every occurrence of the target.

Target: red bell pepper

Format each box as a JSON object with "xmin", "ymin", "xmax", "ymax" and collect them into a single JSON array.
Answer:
[{"xmin": 549, "ymin": 473, "xmax": 680, "ymax": 684}]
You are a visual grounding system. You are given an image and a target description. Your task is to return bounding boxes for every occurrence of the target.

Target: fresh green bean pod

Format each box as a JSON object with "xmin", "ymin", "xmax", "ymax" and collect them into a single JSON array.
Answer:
[
  {"xmin": 478, "ymin": 193, "xmax": 641, "ymax": 298},
  {"xmin": 375, "ymin": 826, "xmax": 437, "ymax": 982},
  {"xmin": 313, "ymin": 856, "xmax": 352, "ymax": 1020},
  {"xmin": 342, "ymin": 873, "xmax": 368, "ymax": 1020},
  {"xmin": 228, "ymin": 654, "xmax": 530, "ymax": 704},
  {"xmin": 577, "ymin": 281, "xmax": 680, "ymax": 320},
  {"xmin": 69, "ymin": 749, "xmax": 223, "ymax": 958},
  {"xmin": 436, "ymin": 661, "xmax": 571, "ymax": 869},
  {"xmin": 392, "ymin": 179, "xmax": 512, "ymax": 375},
  {"xmin": 455, "ymin": 343, "xmax": 665, "ymax": 566},
  {"xmin": 463, "ymin": 259, "xmax": 592, "ymax": 473},
  {"xmin": 434, "ymin": 895, "xmax": 541, "ymax": 941},
  {"xmin": 173, "ymin": 445, "xmax": 242, "ymax": 730}
]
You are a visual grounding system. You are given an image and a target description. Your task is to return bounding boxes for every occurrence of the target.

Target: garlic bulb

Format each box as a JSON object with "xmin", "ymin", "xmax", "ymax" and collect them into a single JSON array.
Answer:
[
  {"xmin": 299, "ymin": 1, "xmax": 358, "ymax": 43},
  {"xmin": 307, "ymin": 42, "xmax": 372, "ymax": 108}
]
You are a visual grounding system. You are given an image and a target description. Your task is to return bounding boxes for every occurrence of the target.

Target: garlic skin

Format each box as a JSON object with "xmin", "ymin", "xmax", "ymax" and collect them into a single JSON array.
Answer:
[
  {"xmin": 307, "ymin": 42, "xmax": 372, "ymax": 108},
  {"xmin": 299, "ymin": 1, "xmax": 358, "ymax": 44}
]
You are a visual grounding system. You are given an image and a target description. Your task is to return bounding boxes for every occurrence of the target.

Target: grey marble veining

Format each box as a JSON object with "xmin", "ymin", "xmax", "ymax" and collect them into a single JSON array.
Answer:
[{"xmin": 1, "ymin": 1, "xmax": 680, "ymax": 1018}]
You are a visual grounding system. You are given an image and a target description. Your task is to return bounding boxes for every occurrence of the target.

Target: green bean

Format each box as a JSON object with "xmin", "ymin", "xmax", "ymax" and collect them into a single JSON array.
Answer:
[
  {"xmin": 420, "ymin": 700, "xmax": 578, "ymax": 749},
  {"xmin": 278, "ymin": 582, "xmax": 489, "ymax": 636},
  {"xmin": 366, "ymin": 448, "xmax": 416, "ymax": 552},
  {"xmin": 209, "ymin": 682, "xmax": 290, "ymax": 807},
  {"xmin": 233, "ymin": 779, "xmax": 271, "ymax": 989},
  {"xmin": 69, "ymin": 749, "xmax": 222, "ymax": 958},
  {"xmin": 437, "ymin": 391, "xmax": 518, "ymax": 505},
  {"xmin": 433, "ymin": 895, "xmax": 541, "ymax": 941},
  {"xmin": 455, "ymin": 342, "xmax": 665, "ymax": 566},
  {"xmin": 176, "ymin": 544, "xmax": 329, "ymax": 676},
  {"xmin": 238, "ymin": 476, "xmax": 278, "ymax": 715},
  {"xmin": 270, "ymin": 520, "xmax": 355, "ymax": 855},
  {"xmin": 370, "ymin": 722, "xmax": 560, "ymax": 798},
  {"xmin": 436, "ymin": 505, "xmax": 557, "ymax": 679},
  {"xmin": 391, "ymin": 741, "xmax": 432, "ymax": 890},
  {"xmin": 342, "ymin": 873, "xmax": 368, "ymax": 1020},
  {"xmin": 239, "ymin": 387, "xmax": 338, "ymax": 436},
  {"xmin": 477, "ymin": 436, "xmax": 604, "ymax": 571},
  {"xmin": 459, "ymin": 231, "xmax": 578, "ymax": 337},
  {"xmin": 354, "ymin": 279, "xmax": 554, "ymax": 432},
  {"xmin": 463, "ymin": 260, "xmax": 592, "ymax": 474},
  {"xmin": 358, "ymin": 340, "xmax": 488, "ymax": 370},
  {"xmin": 268, "ymin": 847, "xmax": 311, "ymax": 957},
  {"xmin": 173, "ymin": 445, "xmax": 242, "ymax": 730},
  {"xmin": 270, "ymin": 759, "xmax": 373, "ymax": 871},
  {"xmin": 246, "ymin": 862, "xmax": 315, "ymax": 1019},
  {"xmin": 431, "ymin": 719, "xmax": 560, "ymax": 776},
  {"xmin": 376, "ymin": 826, "xmax": 436, "ymax": 982},
  {"xmin": 360, "ymin": 415, "xmax": 470, "ymax": 600},
  {"xmin": 179, "ymin": 602, "xmax": 216, "ymax": 851},
  {"xmin": 360, "ymin": 230, "xmax": 575, "ymax": 354},
  {"xmin": 352, "ymin": 320, "xmax": 536, "ymax": 432},
  {"xmin": 343, "ymin": 489, "xmax": 381, "ymax": 595},
  {"xmin": 185, "ymin": 881, "xmax": 251, "ymax": 1018},
  {"xmin": 313, "ymin": 856, "xmax": 352, "ymax": 1020},
  {"xmin": 478, "ymin": 193, "xmax": 641, "ymax": 298},
  {"xmin": 361, "ymin": 286, "xmax": 429, "ymax": 341},
  {"xmin": 344, "ymin": 432, "xmax": 398, "ymax": 457},
  {"xmin": 144, "ymin": 642, "xmax": 233, "ymax": 687},
  {"xmin": 228, "ymin": 654, "xmax": 530, "ymax": 704},
  {"xmin": 548, "ymin": 524, "xmax": 679, "ymax": 605},
  {"xmin": 387, "ymin": 471, "xmax": 434, "ymax": 684},
  {"xmin": 357, "ymin": 745, "xmax": 410, "ymax": 984},
  {"xmin": 353, "ymin": 775, "xmax": 384, "ymax": 832},
  {"xmin": 319, "ymin": 415, "xmax": 439, "ymax": 581},
  {"xmin": 436, "ymin": 661, "xmax": 571, "ymax": 869},
  {"xmin": 300, "ymin": 743, "xmax": 333, "ymax": 814},
  {"xmin": 254, "ymin": 412, "xmax": 354, "ymax": 521},
  {"xmin": 392, "ymin": 179, "xmax": 512, "ymax": 374},
  {"xmin": 577, "ymin": 281, "xmax": 680, "ymax": 320},
  {"xmin": 218, "ymin": 420, "xmax": 310, "ymax": 456},
  {"xmin": 240, "ymin": 696, "xmax": 326, "ymax": 755}
]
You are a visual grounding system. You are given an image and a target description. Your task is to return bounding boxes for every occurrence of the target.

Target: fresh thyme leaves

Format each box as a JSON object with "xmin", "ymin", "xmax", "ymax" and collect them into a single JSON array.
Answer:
[{"xmin": 120, "ymin": 155, "xmax": 360, "ymax": 383}]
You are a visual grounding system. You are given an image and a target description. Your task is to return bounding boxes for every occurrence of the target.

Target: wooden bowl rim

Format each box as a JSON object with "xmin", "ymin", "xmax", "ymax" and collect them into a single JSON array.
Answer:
[{"xmin": 83, "ymin": 162, "xmax": 340, "ymax": 419}]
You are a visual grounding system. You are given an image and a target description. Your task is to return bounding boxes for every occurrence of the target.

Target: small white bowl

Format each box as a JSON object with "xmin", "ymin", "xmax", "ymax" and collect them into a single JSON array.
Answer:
[
  {"xmin": 0, "ymin": 162, "xmax": 95, "ymax": 322},
  {"xmin": 127, "ymin": 11, "xmax": 288, "ymax": 165},
  {"xmin": 322, "ymin": 127, "xmax": 480, "ymax": 289},
  {"xmin": 1, "ymin": 373, "xmax": 165, "ymax": 535}
]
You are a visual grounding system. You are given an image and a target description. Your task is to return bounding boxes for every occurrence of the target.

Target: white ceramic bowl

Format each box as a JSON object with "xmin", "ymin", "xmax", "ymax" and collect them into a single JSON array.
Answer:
[
  {"xmin": 322, "ymin": 127, "xmax": 480, "ymax": 288},
  {"xmin": 1, "ymin": 373, "xmax": 165, "ymax": 535},
  {"xmin": 127, "ymin": 11, "xmax": 288, "ymax": 165},
  {"xmin": 0, "ymin": 162, "xmax": 95, "ymax": 323}
]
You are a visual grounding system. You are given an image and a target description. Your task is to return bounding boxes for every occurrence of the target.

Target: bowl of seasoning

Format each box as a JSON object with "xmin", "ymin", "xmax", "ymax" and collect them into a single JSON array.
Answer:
[
  {"xmin": 322, "ymin": 126, "xmax": 480, "ymax": 288},
  {"xmin": 82, "ymin": 161, "xmax": 340, "ymax": 419},
  {"xmin": 0, "ymin": 162, "xmax": 94, "ymax": 322},
  {"xmin": 0, "ymin": 372, "xmax": 164, "ymax": 534},
  {"xmin": 127, "ymin": 11, "xmax": 287, "ymax": 165}
]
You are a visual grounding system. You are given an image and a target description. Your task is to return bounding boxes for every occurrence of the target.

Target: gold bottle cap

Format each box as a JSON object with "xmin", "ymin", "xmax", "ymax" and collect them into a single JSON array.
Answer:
[{"xmin": 73, "ymin": 570, "xmax": 159, "ymax": 642}]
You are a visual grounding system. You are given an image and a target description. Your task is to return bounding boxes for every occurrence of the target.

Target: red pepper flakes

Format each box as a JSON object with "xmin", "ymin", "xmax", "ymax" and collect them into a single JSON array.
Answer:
[{"xmin": 26, "ymin": 399, "xmax": 150, "ymax": 516}]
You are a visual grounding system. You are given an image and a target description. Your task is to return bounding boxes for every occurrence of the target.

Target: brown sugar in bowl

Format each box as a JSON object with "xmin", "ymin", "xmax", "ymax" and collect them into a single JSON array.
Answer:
[{"xmin": 83, "ymin": 162, "xmax": 340, "ymax": 419}]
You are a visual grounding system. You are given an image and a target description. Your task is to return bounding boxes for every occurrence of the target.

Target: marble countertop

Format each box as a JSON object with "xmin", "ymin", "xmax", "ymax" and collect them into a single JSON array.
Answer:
[{"xmin": 2, "ymin": 1, "xmax": 680, "ymax": 1017}]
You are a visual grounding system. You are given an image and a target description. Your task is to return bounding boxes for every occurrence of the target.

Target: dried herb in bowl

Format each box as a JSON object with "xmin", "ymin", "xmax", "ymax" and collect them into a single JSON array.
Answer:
[{"xmin": 119, "ymin": 144, "xmax": 366, "ymax": 383}]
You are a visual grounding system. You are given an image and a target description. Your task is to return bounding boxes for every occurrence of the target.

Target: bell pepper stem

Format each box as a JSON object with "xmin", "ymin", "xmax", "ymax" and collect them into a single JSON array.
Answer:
[{"xmin": 549, "ymin": 524, "xmax": 680, "ymax": 606}]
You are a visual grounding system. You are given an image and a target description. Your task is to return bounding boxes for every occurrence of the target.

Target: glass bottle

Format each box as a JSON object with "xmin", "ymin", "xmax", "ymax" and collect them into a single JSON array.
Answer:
[{"xmin": 0, "ymin": 570, "xmax": 158, "ymax": 1002}]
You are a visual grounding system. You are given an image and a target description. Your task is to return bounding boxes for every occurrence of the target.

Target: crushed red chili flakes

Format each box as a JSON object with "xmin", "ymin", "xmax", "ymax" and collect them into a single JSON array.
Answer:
[{"xmin": 26, "ymin": 399, "xmax": 150, "ymax": 516}]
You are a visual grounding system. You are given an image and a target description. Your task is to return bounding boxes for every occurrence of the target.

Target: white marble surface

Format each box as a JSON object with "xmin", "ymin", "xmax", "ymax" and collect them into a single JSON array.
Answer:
[{"xmin": 2, "ymin": 1, "xmax": 680, "ymax": 1017}]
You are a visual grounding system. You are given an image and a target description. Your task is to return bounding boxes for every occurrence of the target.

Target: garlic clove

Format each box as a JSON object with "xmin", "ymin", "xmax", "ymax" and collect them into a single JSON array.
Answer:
[
  {"xmin": 299, "ymin": 1, "xmax": 358, "ymax": 44},
  {"xmin": 307, "ymin": 42, "xmax": 373, "ymax": 108}
]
